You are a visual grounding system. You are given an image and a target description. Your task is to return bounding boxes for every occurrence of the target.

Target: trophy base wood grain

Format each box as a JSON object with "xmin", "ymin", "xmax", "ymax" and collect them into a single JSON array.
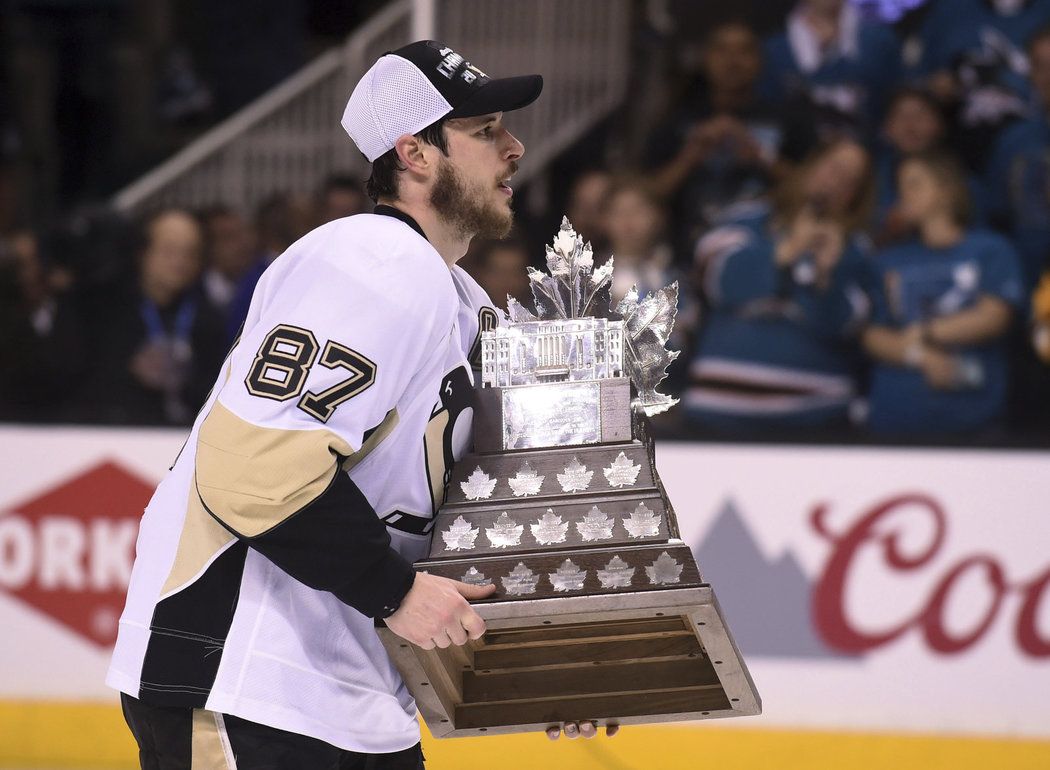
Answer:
[{"xmin": 377, "ymin": 587, "xmax": 761, "ymax": 738}]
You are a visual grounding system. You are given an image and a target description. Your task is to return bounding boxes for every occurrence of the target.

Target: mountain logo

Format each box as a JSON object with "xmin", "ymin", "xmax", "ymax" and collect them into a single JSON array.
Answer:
[{"xmin": 692, "ymin": 499, "xmax": 859, "ymax": 660}]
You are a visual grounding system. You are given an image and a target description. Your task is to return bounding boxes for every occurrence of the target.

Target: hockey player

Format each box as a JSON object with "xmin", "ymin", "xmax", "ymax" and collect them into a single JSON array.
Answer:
[{"xmin": 107, "ymin": 40, "xmax": 608, "ymax": 769}]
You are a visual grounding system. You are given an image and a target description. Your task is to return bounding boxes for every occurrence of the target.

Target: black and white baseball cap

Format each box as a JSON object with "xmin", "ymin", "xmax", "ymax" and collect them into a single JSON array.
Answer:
[{"xmin": 342, "ymin": 40, "xmax": 543, "ymax": 162}]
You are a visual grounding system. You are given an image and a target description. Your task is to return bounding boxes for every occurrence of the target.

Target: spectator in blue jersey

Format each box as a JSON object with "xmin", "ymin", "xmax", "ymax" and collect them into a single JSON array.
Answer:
[
  {"xmin": 874, "ymin": 88, "xmax": 988, "ymax": 246},
  {"xmin": 911, "ymin": 0, "xmax": 1050, "ymax": 169},
  {"xmin": 864, "ymin": 151, "xmax": 1024, "ymax": 436},
  {"xmin": 760, "ymin": 0, "xmax": 901, "ymax": 141},
  {"xmin": 646, "ymin": 20, "xmax": 817, "ymax": 264},
  {"xmin": 685, "ymin": 139, "xmax": 875, "ymax": 434},
  {"xmin": 985, "ymin": 25, "xmax": 1050, "ymax": 289}
]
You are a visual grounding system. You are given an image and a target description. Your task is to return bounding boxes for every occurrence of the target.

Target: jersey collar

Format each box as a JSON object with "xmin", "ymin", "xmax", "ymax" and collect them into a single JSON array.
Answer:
[{"xmin": 374, "ymin": 204, "xmax": 429, "ymax": 242}]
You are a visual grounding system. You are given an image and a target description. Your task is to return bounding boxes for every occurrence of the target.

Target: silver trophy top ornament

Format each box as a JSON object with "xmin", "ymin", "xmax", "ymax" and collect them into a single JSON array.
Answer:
[{"xmin": 482, "ymin": 217, "xmax": 680, "ymax": 416}]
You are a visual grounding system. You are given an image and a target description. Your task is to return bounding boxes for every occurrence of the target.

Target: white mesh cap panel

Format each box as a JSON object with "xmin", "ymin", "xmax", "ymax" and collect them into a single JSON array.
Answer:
[{"xmin": 342, "ymin": 54, "xmax": 452, "ymax": 162}]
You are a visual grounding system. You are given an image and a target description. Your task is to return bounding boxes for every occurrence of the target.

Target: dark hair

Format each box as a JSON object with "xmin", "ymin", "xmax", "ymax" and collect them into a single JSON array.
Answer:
[
  {"xmin": 365, "ymin": 117, "xmax": 450, "ymax": 203},
  {"xmin": 900, "ymin": 149, "xmax": 973, "ymax": 227},
  {"xmin": 702, "ymin": 17, "xmax": 759, "ymax": 47},
  {"xmin": 135, "ymin": 207, "xmax": 202, "ymax": 258},
  {"xmin": 775, "ymin": 139, "xmax": 875, "ymax": 234}
]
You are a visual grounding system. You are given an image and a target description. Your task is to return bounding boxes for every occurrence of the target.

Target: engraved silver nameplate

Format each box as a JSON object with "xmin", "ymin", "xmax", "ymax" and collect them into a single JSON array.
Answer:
[
  {"xmin": 486, "ymin": 512, "xmax": 524, "ymax": 548},
  {"xmin": 557, "ymin": 456, "xmax": 593, "ymax": 493},
  {"xmin": 442, "ymin": 516, "xmax": 480, "ymax": 551},
  {"xmin": 502, "ymin": 562, "xmax": 540, "ymax": 595},
  {"xmin": 645, "ymin": 551, "xmax": 683, "ymax": 585},
  {"xmin": 603, "ymin": 452, "xmax": 642, "ymax": 487},
  {"xmin": 623, "ymin": 502, "xmax": 661, "ymax": 538},
  {"xmin": 597, "ymin": 555, "xmax": 636, "ymax": 588},
  {"xmin": 549, "ymin": 559, "xmax": 586, "ymax": 592},
  {"xmin": 577, "ymin": 506, "xmax": 614, "ymax": 541},
  {"xmin": 508, "ymin": 461, "xmax": 545, "ymax": 497},
  {"xmin": 460, "ymin": 566, "xmax": 492, "ymax": 586},
  {"xmin": 460, "ymin": 467, "xmax": 496, "ymax": 500},
  {"xmin": 530, "ymin": 510, "xmax": 568, "ymax": 545}
]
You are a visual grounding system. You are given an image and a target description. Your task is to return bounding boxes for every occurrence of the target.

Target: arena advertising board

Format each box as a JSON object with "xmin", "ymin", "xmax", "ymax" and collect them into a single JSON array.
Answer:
[{"xmin": 0, "ymin": 426, "xmax": 1047, "ymax": 738}]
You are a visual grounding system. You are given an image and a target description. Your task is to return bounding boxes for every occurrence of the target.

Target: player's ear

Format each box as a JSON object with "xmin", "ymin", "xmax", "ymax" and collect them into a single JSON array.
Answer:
[{"xmin": 394, "ymin": 134, "xmax": 430, "ymax": 177}]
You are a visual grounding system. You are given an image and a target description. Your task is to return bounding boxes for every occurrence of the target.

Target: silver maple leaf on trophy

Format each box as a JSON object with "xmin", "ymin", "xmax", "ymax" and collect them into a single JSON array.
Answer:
[{"xmin": 504, "ymin": 217, "xmax": 680, "ymax": 416}]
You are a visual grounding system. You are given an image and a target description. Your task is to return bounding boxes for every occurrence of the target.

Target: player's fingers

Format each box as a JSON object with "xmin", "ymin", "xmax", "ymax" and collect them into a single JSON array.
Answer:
[
  {"xmin": 454, "ymin": 580, "xmax": 498, "ymax": 600},
  {"xmin": 563, "ymin": 722, "xmax": 579, "ymax": 739},
  {"xmin": 447, "ymin": 621, "xmax": 469, "ymax": 647},
  {"xmin": 417, "ymin": 637, "xmax": 436, "ymax": 650},
  {"xmin": 546, "ymin": 726, "xmax": 560, "ymax": 741},
  {"xmin": 606, "ymin": 723, "xmax": 620, "ymax": 738},
  {"xmin": 432, "ymin": 630, "xmax": 453, "ymax": 649},
  {"xmin": 460, "ymin": 610, "xmax": 487, "ymax": 641},
  {"xmin": 579, "ymin": 721, "xmax": 597, "ymax": 739}
]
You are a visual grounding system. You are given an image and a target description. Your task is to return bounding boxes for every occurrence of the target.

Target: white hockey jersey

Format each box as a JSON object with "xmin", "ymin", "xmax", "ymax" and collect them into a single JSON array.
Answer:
[{"xmin": 107, "ymin": 208, "xmax": 497, "ymax": 753}]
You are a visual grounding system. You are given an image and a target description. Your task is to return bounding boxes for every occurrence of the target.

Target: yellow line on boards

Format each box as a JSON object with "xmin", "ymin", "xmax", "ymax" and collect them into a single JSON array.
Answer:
[
  {"xmin": 421, "ymin": 725, "xmax": 1050, "ymax": 770},
  {"xmin": 0, "ymin": 701, "xmax": 137, "ymax": 769},
  {"xmin": 1, "ymin": 702, "xmax": 1048, "ymax": 770}
]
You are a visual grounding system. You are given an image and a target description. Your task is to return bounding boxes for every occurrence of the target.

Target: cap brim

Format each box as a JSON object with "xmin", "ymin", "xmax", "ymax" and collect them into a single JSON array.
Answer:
[{"xmin": 447, "ymin": 74, "xmax": 543, "ymax": 118}]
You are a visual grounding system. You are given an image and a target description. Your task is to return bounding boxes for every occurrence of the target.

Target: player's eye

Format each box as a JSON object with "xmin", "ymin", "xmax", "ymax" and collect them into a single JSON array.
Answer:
[{"xmin": 477, "ymin": 125, "xmax": 495, "ymax": 138}]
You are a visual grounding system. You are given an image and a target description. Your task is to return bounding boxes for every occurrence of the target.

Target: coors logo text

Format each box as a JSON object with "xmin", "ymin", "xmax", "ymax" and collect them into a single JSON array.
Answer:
[{"xmin": 811, "ymin": 493, "xmax": 1049, "ymax": 658}]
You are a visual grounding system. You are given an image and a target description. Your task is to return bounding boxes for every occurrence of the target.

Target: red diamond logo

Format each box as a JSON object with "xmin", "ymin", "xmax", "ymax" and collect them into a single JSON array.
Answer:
[{"xmin": 0, "ymin": 461, "xmax": 155, "ymax": 647}]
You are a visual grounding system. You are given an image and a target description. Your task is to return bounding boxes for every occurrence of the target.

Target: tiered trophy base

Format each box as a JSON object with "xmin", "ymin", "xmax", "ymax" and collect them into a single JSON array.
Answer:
[{"xmin": 377, "ymin": 585, "xmax": 760, "ymax": 738}]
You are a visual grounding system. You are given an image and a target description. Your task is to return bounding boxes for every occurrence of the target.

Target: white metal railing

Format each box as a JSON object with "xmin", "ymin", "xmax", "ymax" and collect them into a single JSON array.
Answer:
[{"xmin": 112, "ymin": 0, "xmax": 629, "ymax": 216}]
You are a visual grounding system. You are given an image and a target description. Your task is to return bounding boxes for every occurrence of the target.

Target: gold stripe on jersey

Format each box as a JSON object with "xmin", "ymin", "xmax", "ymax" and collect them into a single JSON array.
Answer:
[
  {"xmin": 342, "ymin": 407, "xmax": 399, "ymax": 473},
  {"xmin": 191, "ymin": 710, "xmax": 235, "ymax": 769},
  {"xmin": 196, "ymin": 401, "xmax": 353, "ymax": 537},
  {"xmin": 160, "ymin": 478, "xmax": 237, "ymax": 597}
]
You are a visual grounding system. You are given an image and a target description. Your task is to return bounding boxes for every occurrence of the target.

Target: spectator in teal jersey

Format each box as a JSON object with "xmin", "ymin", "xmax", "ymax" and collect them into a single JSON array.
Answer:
[
  {"xmin": 760, "ymin": 0, "xmax": 901, "ymax": 140},
  {"xmin": 685, "ymin": 139, "xmax": 875, "ymax": 435},
  {"xmin": 985, "ymin": 24, "xmax": 1050, "ymax": 289},
  {"xmin": 864, "ymin": 150, "xmax": 1024, "ymax": 436},
  {"xmin": 646, "ymin": 20, "xmax": 817, "ymax": 265},
  {"xmin": 910, "ymin": 0, "xmax": 1050, "ymax": 169}
]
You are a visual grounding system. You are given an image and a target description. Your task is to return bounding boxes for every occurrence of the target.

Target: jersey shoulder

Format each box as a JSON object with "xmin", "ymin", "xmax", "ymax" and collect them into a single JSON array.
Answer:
[{"xmin": 272, "ymin": 214, "xmax": 458, "ymax": 316}]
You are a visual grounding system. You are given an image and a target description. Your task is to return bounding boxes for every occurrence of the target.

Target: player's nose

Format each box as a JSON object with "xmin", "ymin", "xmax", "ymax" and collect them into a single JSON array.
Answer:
[{"xmin": 502, "ymin": 129, "xmax": 524, "ymax": 161}]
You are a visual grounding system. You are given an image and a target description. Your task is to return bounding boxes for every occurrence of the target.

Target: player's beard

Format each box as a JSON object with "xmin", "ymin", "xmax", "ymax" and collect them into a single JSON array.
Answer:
[{"xmin": 429, "ymin": 157, "xmax": 514, "ymax": 240}]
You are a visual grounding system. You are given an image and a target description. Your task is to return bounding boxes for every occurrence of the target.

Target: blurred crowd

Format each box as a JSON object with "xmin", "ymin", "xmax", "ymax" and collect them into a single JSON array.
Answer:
[
  {"xmin": 0, "ymin": 177, "xmax": 367, "ymax": 424},
  {"xmin": 4, "ymin": 0, "xmax": 1050, "ymax": 445}
]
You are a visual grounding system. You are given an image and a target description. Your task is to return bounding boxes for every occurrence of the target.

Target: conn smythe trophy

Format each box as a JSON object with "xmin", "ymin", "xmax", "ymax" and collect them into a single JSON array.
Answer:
[{"xmin": 378, "ymin": 219, "xmax": 761, "ymax": 737}]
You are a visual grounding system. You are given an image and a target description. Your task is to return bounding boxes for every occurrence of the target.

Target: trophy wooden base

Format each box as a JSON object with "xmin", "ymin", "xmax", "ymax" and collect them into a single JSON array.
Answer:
[{"xmin": 377, "ymin": 586, "xmax": 761, "ymax": 738}]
